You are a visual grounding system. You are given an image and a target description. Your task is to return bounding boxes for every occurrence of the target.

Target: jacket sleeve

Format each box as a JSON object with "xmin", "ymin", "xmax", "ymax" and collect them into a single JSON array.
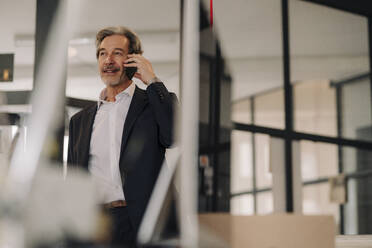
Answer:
[{"xmin": 146, "ymin": 82, "xmax": 178, "ymax": 148}]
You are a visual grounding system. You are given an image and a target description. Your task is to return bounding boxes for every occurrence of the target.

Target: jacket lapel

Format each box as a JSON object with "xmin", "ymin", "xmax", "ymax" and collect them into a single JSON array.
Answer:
[
  {"xmin": 119, "ymin": 86, "xmax": 148, "ymax": 160},
  {"xmin": 81, "ymin": 105, "xmax": 97, "ymax": 168}
]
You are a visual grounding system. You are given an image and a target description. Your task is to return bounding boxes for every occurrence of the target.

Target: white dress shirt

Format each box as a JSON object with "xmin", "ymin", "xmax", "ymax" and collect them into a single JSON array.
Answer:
[{"xmin": 88, "ymin": 82, "xmax": 135, "ymax": 204}]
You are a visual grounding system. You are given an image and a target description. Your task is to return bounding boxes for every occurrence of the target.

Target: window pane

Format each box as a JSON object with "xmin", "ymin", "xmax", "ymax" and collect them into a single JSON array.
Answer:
[
  {"xmin": 231, "ymin": 130, "xmax": 253, "ymax": 194},
  {"xmin": 257, "ymin": 191, "xmax": 273, "ymax": 215},
  {"xmin": 344, "ymin": 177, "xmax": 372, "ymax": 235},
  {"xmin": 232, "ymin": 98, "xmax": 251, "ymax": 124},
  {"xmin": 255, "ymin": 133, "xmax": 272, "ymax": 188},
  {"xmin": 294, "ymin": 80, "xmax": 337, "ymax": 137},
  {"xmin": 342, "ymin": 146, "xmax": 372, "ymax": 174},
  {"xmin": 303, "ymin": 183, "xmax": 340, "ymax": 232},
  {"xmin": 300, "ymin": 140, "xmax": 338, "ymax": 181},
  {"xmin": 230, "ymin": 194, "xmax": 254, "ymax": 215},
  {"xmin": 339, "ymin": 146, "xmax": 372, "ymax": 234},
  {"xmin": 254, "ymin": 89, "xmax": 285, "ymax": 129},
  {"xmin": 342, "ymin": 78, "xmax": 372, "ymax": 142}
]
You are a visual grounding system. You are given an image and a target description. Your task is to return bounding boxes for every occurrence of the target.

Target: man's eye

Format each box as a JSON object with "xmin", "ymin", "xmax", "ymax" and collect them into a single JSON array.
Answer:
[
  {"xmin": 115, "ymin": 52, "xmax": 123, "ymax": 56},
  {"xmin": 99, "ymin": 52, "xmax": 105, "ymax": 56}
]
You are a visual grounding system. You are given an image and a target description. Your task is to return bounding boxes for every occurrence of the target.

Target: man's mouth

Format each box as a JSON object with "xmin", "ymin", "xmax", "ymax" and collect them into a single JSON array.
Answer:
[{"xmin": 103, "ymin": 67, "xmax": 120, "ymax": 73}]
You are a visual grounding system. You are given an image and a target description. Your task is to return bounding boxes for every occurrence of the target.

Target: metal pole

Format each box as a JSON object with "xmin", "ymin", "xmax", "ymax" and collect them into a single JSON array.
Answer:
[
  {"xmin": 336, "ymin": 85, "xmax": 345, "ymax": 234},
  {"xmin": 368, "ymin": 18, "xmax": 372, "ymax": 123},
  {"xmin": 179, "ymin": 0, "xmax": 199, "ymax": 246},
  {"xmin": 282, "ymin": 0, "xmax": 294, "ymax": 212},
  {"xmin": 211, "ymin": 44, "xmax": 222, "ymax": 212},
  {"xmin": 251, "ymin": 96, "xmax": 258, "ymax": 213}
]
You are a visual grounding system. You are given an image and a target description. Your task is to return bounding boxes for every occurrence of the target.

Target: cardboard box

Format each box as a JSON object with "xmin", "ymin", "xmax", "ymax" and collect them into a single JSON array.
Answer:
[{"xmin": 199, "ymin": 214, "xmax": 335, "ymax": 248}]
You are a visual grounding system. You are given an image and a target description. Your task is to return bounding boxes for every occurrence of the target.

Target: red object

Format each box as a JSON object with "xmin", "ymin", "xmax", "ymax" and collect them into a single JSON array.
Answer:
[{"xmin": 210, "ymin": 0, "xmax": 213, "ymax": 27}]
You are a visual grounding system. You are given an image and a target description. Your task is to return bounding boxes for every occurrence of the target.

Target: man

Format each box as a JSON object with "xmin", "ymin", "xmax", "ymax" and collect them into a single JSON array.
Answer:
[{"xmin": 67, "ymin": 26, "xmax": 177, "ymax": 246}]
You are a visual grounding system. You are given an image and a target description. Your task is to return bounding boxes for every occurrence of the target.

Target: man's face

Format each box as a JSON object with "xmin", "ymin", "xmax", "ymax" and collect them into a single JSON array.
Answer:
[{"xmin": 97, "ymin": 35, "xmax": 129, "ymax": 86}]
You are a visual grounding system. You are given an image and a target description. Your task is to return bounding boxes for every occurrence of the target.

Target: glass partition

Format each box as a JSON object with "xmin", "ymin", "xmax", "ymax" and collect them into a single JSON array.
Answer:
[
  {"xmin": 290, "ymin": 0, "xmax": 370, "ymax": 142},
  {"xmin": 231, "ymin": 130, "xmax": 253, "ymax": 194},
  {"xmin": 300, "ymin": 140, "xmax": 338, "ymax": 181},
  {"xmin": 342, "ymin": 78, "xmax": 372, "ymax": 141},
  {"xmin": 231, "ymin": 194, "xmax": 254, "ymax": 215},
  {"xmin": 255, "ymin": 133, "xmax": 272, "ymax": 188},
  {"xmin": 232, "ymin": 98, "xmax": 251, "ymax": 125},
  {"xmin": 254, "ymin": 89, "xmax": 285, "ymax": 129},
  {"xmin": 257, "ymin": 191, "xmax": 273, "ymax": 215},
  {"xmin": 294, "ymin": 80, "xmax": 337, "ymax": 137}
]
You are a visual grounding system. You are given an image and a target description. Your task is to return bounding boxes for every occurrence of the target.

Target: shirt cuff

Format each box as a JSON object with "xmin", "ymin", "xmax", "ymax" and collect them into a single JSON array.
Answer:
[{"xmin": 147, "ymin": 76, "xmax": 161, "ymax": 85}]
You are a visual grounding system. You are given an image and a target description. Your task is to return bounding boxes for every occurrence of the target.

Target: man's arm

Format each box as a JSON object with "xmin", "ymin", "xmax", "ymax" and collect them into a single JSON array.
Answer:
[
  {"xmin": 124, "ymin": 54, "xmax": 178, "ymax": 148},
  {"xmin": 146, "ymin": 82, "xmax": 178, "ymax": 148}
]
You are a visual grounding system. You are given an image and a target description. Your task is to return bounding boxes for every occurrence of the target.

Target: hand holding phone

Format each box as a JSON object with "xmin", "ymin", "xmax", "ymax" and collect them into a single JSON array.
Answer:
[
  {"xmin": 124, "ymin": 54, "xmax": 156, "ymax": 85},
  {"xmin": 125, "ymin": 61, "xmax": 137, "ymax": 80}
]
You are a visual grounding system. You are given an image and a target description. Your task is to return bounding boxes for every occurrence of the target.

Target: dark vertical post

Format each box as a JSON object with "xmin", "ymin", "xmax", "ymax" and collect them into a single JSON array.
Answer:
[
  {"xmin": 34, "ymin": 0, "xmax": 67, "ymax": 163},
  {"xmin": 210, "ymin": 43, "xmax": 222, "ymax": 212},
  {"xmin": 208, "ymin": 55, "xmax": 215, "ymax": 211},
  {"xmin": 282, "ymin": 0, "xmax": 294, "ymax": 212},
  {"xmin": 251, "ymin": 96, "xmax": 258, "ymax": 213},
  {"xmin": 369, "ymin": 18, "xmax": 372, "ymax": 121},
  {"xmin": 335, "ymin": 85, "xmax": 345, "ymax": 234}
]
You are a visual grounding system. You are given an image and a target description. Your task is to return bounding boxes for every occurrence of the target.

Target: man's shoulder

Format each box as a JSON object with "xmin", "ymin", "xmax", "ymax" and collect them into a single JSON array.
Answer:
[{"xmin": 70, "ymin": 104, "xmax": 96, "ymax": 123}]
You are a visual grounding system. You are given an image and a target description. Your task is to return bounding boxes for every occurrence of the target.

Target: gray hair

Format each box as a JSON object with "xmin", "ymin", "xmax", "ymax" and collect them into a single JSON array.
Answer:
[{"xmin": 95, "ymin": 26, "xmax": 143, "ymax": 58}]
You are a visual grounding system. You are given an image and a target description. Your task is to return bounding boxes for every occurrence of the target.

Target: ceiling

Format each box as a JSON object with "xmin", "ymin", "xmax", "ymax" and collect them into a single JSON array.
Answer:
[{"xmin": 0, "ymin": 0, "xmax": 369, "ymax": 101}]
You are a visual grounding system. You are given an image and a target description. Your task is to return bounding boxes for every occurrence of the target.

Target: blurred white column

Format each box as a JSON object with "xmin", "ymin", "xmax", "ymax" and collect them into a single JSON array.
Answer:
[{"xmin": 179, "ymin": 0, "xmax": 199, "ymax": 247}]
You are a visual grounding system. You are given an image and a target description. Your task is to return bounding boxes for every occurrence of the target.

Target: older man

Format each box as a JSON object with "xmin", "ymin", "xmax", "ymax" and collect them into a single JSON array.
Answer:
[{"xmin": 67, "ymin": 26, "xmax": 177, "ymax": 246}]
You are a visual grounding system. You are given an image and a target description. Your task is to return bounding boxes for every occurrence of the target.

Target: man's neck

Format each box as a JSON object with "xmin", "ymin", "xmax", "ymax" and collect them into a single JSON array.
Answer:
[{"xmin": 105, "ymin": 80, "xmax": 132, "ymax": 102}]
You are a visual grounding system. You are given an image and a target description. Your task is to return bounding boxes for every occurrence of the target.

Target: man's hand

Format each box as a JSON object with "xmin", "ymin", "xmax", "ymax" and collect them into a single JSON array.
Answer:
[{"xmin": 124, "ymin": 54, "xmax": 156, "ymax": 85}]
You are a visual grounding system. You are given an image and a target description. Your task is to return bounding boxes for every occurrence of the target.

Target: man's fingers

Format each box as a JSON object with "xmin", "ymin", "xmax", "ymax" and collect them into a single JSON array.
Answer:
[
  {"xmin": 124, "ymin": 54, "xmax": 155, "ymax": 84},
  {"xmin": 124, "ymin": 57, "xmax": 137, "ymax": 63},
  {"xmin": 126, "ymin": 54, "xmax": 142, "ymax": 62},
  {"xmin": 133, "ymin": 72, "xmax": 141, "ymax": 78},
  {"xmin": 124, "ymin": 62, "xmax": 138, "ymax": 67}
]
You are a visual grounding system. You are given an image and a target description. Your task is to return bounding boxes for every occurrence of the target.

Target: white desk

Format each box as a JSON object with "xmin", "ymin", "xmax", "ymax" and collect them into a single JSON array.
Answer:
[{"xmin": 336, "ymin": 235, "xmax": 372, "ymax": 248}]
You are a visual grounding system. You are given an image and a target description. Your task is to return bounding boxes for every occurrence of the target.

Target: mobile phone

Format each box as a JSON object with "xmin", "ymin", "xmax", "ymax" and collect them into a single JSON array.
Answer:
[{"xmin": 125, "ymin": 61, "xmax": 137, "ymax": 80}]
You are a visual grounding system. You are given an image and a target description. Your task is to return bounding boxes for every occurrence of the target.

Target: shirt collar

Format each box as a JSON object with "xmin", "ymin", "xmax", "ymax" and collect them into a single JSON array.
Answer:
[{"xmin": 97, "ymin": 82, "xmax": 135, "ymax": 108}]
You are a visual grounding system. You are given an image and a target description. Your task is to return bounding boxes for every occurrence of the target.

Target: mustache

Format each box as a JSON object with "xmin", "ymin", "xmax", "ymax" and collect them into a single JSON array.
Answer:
[{"xmin": 102, "ymin": 65, "xmax": 121, "ymax": 72}]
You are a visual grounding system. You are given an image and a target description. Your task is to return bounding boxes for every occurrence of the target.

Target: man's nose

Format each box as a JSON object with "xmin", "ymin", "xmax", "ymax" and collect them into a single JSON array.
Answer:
[{"xmin": 104, "ymin": 54, "xmax": 114, "ymax": 64}]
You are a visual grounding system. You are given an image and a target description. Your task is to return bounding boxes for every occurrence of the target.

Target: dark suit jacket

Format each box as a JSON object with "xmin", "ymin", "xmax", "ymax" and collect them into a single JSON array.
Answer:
[{"xmin": 67, "ymin": 82, "xmax": 177, "ymax": 233}]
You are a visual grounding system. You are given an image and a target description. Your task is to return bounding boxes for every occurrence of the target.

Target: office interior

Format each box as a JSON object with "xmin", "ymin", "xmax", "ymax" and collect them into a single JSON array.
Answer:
[{"xmin": 1, "ymin": 0, "xmax": 372, "ymax": 247}]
